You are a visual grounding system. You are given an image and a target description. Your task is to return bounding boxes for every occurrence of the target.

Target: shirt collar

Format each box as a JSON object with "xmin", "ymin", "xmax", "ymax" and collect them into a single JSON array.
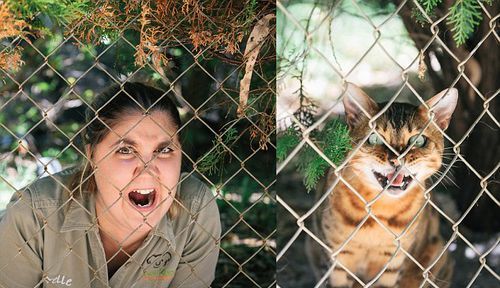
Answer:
[{"xmin": 60, "ymin": 191, "xmax": 97, "ymax": 232}]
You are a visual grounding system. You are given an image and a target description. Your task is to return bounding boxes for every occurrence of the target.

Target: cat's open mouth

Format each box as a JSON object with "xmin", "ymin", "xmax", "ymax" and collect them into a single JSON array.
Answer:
[{"xmin": 373, "ymin": 170, "xmax": 413, "ymax": 192}]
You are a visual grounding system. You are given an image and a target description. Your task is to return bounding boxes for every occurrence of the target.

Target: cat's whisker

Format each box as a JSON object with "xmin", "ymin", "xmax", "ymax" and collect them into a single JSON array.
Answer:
[
  {"xmin": 440, "ymin": 153, "xmax": 461, "ymax": 161},
  {"xmin": 441, "ymin": 155, "xmax": 460, "ymax": 160},
  {"xmin": 432, "ymin": 171, "xmax": 459, "ymax": 189},
  {"xmin": 441, "ymin": 153, "xmax": 459, "ymax": 156},
  {"xmin": 441, "ymin": 154, "xmax": 460, "ymax": 158},
  {"xmin": 441, "ymin": 162, "xmax": 460, "ymax": 170}
]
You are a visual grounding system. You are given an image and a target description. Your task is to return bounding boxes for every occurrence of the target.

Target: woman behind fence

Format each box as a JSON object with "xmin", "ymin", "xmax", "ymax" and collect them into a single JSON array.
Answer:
[{"xmin": 0, "ymin": 82, "xmax": 221, "ymax": 287}]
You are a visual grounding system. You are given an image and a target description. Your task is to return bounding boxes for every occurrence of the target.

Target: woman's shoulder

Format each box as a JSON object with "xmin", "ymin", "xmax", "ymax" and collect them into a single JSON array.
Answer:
[
  {"xmin": 178, "ymin": 172, "xmax": 216, "ymax": 212},
  {"xmin": 0, "ymin": 167, "xmax": 79, "ymax": 230},
  {"xmin": 23, "ymin": 167, "xmax": 80, "ymax": 210}
]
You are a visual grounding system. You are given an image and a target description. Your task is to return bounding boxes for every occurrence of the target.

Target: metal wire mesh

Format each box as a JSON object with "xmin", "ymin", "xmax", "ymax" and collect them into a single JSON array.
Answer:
[
  {"xmin": 277, "ymin": 0, "xmax": 498, "ymax": 287},
  {"xmin": 0, "ymin": 3, "xmax": 276, "ymax": 287}
]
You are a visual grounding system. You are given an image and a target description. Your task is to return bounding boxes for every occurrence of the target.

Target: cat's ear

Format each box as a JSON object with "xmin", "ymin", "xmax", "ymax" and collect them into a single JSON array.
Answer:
[
  {"xmin": 422, "ymin": 88, "xmax": 458, "ymax": 130},
  {"xmin": 342, "ymin": 83, "xmax": 378, "ymax": 128}
]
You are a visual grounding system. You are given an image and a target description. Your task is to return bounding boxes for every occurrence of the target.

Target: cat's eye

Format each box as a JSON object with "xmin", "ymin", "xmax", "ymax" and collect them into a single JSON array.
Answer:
[
  {"xmin": 408, "ymin": 134, "xmax": 426, "ymax": 148},
  {"xmin": 368, "ymin": 133, "xmax": 384, "ymax": 145}
]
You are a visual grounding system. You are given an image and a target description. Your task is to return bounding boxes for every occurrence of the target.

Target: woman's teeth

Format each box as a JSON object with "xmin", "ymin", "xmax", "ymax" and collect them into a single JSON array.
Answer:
[
  {"xmin": 128, "ymin": 189, "xmax": 156, "ymax": 207},
  {"xmin": 136, "ymin": 189, "xmax": 154, "ymax": 195}
]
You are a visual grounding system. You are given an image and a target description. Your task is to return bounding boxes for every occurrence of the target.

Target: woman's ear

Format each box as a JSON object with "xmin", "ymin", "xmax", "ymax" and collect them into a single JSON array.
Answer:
[
  {"xmin": 342, "ymin": 82, "xmax": 378, "ymax": 129},
  {"xmin": 421, "ymin": 88, "xmax": 458, "ymax": 130}
]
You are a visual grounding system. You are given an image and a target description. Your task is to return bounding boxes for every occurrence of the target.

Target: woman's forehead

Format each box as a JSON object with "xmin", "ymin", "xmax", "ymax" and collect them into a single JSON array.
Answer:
[{"xmin": 105, "ymin": 111, "xmax": 179, "ymax": 143}]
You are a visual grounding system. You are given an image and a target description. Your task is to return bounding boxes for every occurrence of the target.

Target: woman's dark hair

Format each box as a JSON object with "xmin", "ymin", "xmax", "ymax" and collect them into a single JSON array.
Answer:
[
  {"xmin": 71, "ymin": 82, "xmax": 182, "ymax": 217},
  {"xmin": 84, "ymin": 82, "xmax": 181, "ymax": 148}
]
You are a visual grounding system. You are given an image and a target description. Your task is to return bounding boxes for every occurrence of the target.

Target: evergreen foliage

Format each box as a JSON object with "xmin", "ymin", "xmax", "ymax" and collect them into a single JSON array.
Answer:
[
  {"xmin": 447, "ymin": 0, "xmax": 483, "ymax": 46},
  {"xmin": 416, "ymin": 0, "xmax": 490, "ymax": 46},
  {"xmin": 198, "ymin": 127, "xmax": 238, "ymax": 176},
  {"xmin": 7, "ymin": 0, "xmax": 89, "ymax": 26},
  {"xmin": 419, "ymin": 0, "xmax": 442, "ymax": 13},
  {"xmin": 276, "ymin": 127, "xmax": 301, "ymax": 162},
  {"xmin": 278, "ymin": 119, "xmax": 351, "ymax": 191}
]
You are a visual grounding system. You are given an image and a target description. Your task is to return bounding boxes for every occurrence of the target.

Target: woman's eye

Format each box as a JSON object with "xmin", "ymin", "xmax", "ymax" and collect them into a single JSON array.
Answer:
[
  {"xmin": 368, "ymin": 133, "xmax": 384, "ymax": 145},
  {"xmin": 408, "ymin": 135, "xmax": 426, "ymax": 148},
  {"xmin": 157, "ymin": 147, "xmax": 173, "ymax": 154},
  {"xmin": 117, "ymin": 147, "xmax": 134, "ymax": 155}
]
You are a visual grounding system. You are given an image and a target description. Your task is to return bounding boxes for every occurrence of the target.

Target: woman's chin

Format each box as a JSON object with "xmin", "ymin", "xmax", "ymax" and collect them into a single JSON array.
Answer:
[{"xmin": 127, "ymin": 199, "xmax": 172, "ymax": 227}]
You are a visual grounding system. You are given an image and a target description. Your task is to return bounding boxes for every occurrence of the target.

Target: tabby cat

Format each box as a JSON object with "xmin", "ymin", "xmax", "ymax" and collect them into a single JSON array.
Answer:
[{"xmin": 308, "ymin": 84, "xmax": 457, "ymax": 288}]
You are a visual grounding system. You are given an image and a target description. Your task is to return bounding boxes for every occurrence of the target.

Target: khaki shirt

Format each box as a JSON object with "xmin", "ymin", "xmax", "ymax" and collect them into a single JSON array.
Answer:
[{"xmin": 0, "ymin": 168, "xmax": 221, "ymax": 288}]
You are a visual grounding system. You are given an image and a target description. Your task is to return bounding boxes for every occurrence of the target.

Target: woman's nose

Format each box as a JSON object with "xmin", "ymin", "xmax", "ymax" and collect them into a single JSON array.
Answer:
[{"xmin": 134, "ymin": 154, "xmax": 160, "ymax": 177}]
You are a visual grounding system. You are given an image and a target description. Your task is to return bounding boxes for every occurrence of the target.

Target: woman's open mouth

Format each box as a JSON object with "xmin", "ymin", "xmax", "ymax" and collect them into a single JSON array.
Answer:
[
  {"xmin": 128, "ymin": 189, "xmax": 157, "ymax": 210},
  {"xmin": 373, "ymin": 170, "xmax": 414, "ymax": 192}
]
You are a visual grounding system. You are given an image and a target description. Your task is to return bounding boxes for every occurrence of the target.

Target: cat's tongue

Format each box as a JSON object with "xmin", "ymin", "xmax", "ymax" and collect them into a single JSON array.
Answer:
[{"xmin": 387, "ymin": 172, "xmax": 404, "ymax": 186}]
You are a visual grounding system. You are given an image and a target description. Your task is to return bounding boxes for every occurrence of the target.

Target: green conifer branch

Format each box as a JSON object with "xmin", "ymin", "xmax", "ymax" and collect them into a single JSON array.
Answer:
[
  {"xmin": 415, "ymin": 0, "xmax": 490, "ymax": 47},
  {"xmin": 198, "ymin": 127, "xmax": 238, "ymax": 176},
  {"xmin": 419, "ymin": 0, "xmax": 442, "ymax": 13},
  {"xmin": 276, "ymin": 127, "xmax": 300, "ymax": 162},
  {"xmin": 447, "ymin": 0, "xmax": 483, "ymax": 46},
  {"xmin": 278, "ymin": 119, "xmax": 351, "ymax": 192}
]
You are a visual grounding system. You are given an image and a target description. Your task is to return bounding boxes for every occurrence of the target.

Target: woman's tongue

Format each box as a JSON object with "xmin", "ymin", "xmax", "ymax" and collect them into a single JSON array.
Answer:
[{"xmin": 129, "ymin": 191, "xmax": 152, "ymax": 206}]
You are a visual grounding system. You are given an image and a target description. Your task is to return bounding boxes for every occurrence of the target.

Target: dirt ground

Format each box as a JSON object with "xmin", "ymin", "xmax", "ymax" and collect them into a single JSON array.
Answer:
[{"xmin": 277, "ymin": 170, "xmax": 499, "ymax": 287}]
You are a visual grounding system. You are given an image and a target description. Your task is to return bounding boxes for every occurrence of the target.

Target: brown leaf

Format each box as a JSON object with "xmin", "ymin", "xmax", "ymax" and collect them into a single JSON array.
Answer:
[{"xmin": 238, "ymin": 13, "xmax": 275, "ymax": 117}]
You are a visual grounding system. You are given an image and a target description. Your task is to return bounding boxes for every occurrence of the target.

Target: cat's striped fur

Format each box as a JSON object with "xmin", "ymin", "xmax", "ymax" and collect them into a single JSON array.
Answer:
[{"xmin": 307, "ymin": 84, "xmax": 457, "ymax": 287}]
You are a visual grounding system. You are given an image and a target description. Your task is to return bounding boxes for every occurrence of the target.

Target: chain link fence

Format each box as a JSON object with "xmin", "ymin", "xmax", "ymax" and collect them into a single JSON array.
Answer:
[
  {"xmin": 0, "ymin": 1, "xmax": 275, "ymax": 287},
  {"xmin": 277, "ymin": 0, "xmax": 498, "ymax": 287}
]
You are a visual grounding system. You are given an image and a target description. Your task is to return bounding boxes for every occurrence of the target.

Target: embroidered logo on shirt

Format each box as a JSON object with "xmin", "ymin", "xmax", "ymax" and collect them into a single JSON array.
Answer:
[
  {"xmin": 145, "ymin": 252, "xmax": 172, "ymax": 268},
  {"xmin": 143, "ymin": 252, "xmax": 174, "ymax": 281},
  {"xmin": 45, "ymin": 275, "xmax": 73, "ymax": 286},
  {"xmin": 143, "ymin": 269, "xmax": 175, "ymax": 281}
]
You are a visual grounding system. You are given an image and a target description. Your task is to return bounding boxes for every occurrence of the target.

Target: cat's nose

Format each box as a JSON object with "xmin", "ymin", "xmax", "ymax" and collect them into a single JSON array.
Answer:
[{"xmin": 389, "ymin": 157, "xmax": 402, "ymax": 167}]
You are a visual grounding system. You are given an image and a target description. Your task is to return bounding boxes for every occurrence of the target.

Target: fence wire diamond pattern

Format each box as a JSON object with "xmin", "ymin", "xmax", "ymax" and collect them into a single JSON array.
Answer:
[
  {"xmin": 0, "ymin": 2, "xmax": 276, "ymax": 287},
  {"xmin": 277, "ymin": 0, "xmax": 498, "ymax": 287}
]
